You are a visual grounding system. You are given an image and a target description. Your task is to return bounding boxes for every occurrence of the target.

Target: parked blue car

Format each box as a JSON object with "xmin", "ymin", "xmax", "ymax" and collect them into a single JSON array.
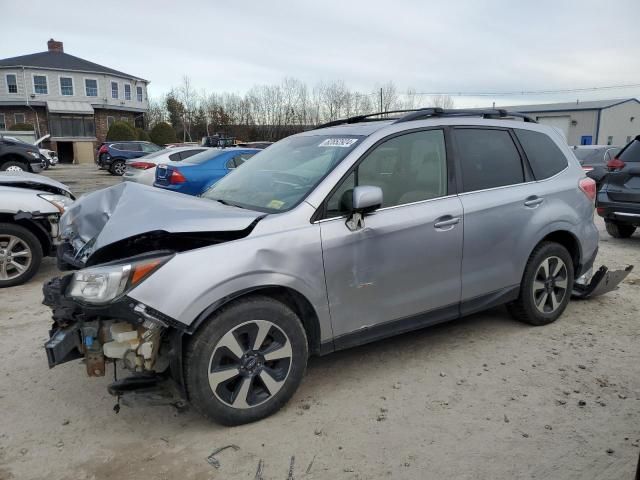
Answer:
[
  {"xmin": 154, "ymin": 148, "xmax": 259, "ymax": 196},
  {"xmin": 97, "ymin": 141, "xmax": 163, "ymax": 176}
]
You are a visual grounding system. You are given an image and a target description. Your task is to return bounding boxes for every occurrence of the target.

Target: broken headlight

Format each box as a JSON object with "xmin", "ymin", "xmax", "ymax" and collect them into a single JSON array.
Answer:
[
  {"xmin": 39, "ymin": 194, "xmax": 74, "ymax": 213},
  {"xmin": 68, "ymin": 256, "xmax": 170, "ymax": 304}
]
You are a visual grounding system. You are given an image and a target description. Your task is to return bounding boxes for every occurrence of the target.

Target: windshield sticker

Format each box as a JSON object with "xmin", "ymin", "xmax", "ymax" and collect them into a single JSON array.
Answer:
[
  {"xmin": 267, "ymin": 199, "xmax": 285, "ymax": 209},
  {"xmin": 318, "ymin": 138, "xmax": 358, "ymax": 148}
]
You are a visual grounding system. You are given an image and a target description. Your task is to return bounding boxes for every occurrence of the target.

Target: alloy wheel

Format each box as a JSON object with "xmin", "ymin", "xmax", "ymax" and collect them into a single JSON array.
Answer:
[
  {"xmin": 208, "ymin": 320, "xmax": 293, "ymax": 409},
  {"xmin": 113, "ymin": 162, "xmax": 126, "ymax": 175},
  {"xmin": 5, "ymin": 165, "xmax": 25, "ymax": 172},
  {"xmin": 532, "ymin": 256, "xmax": 568, "ymax": 314},
  {"xmin": 0, "ymin": 235, "xmax": 33, "ymax": 281}
]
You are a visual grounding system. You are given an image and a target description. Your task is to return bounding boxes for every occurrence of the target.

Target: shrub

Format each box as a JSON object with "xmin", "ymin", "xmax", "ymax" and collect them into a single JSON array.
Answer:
[
  {"xmin": 149, "ymin": 122, "xmax": 178, "ymax": 146},
  {"xmin": 106, "ymin": 121, "xmax": 137, "ymax": 141},
  {"xmin": 9, "ymin": 123, "xmax": 35, "ymax": 131},
  {"xmin": 135, "ymin": 128, "xmax": 150, "ymax": 141}
]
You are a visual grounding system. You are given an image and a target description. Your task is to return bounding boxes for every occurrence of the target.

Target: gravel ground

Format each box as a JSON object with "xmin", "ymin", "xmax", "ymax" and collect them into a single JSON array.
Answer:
[{"xmin": 0, "ymin": 165, "xmax": 639, "ymax": 480}]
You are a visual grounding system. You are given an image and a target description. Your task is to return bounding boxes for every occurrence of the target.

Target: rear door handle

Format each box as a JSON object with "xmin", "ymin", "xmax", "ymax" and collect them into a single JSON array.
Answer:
[
  {"xmin": 524, "ymin": 196, "xmax": 544, "ymax": 208},
  {"xmin": 434, "ymin": 216, "xmax": 460, "ymax": 230}
]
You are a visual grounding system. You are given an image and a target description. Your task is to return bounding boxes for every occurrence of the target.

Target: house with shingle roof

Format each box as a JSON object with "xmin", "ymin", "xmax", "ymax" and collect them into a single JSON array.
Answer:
[{"xmin": 0, "ymin": 39, "xmax": 150, "ymax": 163}]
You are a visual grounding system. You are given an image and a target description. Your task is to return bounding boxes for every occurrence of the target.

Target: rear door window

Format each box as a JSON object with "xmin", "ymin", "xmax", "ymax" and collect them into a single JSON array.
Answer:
[
  {"xmin": 454, "ymin": 129, "xmax": 524, "ymax": 192},
  {"xmin": 514, "ymin": 129, "xmax": 568, "ymax": 179}
]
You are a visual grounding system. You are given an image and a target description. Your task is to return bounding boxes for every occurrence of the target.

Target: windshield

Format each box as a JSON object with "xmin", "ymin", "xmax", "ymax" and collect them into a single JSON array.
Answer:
[
  {"xmin": 573, "ymin": 148, "xmax": 606, "ymax": 163},
  {"xmin": 202, "ymin": 134, "xmax": 364, "ymax": 212}
]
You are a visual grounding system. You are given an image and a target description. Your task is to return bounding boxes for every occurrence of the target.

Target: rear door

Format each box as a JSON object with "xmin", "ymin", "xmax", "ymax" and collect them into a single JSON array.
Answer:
[
  {"xmin": 605, "ymin": 138, "xmax": 640, "ymax": 203},
  {"xmin": 452, "ymin": 127, "xmax": 537, "ymax": 307}
]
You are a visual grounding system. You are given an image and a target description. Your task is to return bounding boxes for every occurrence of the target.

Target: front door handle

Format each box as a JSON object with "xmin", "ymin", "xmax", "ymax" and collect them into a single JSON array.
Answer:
[
  {"xmin": 434, "ymin": 216, "xmax": 460, "ymax": 231},
  {"xmin": 524, "ymin": 196, "xmax": 544, "ymax": 208}
]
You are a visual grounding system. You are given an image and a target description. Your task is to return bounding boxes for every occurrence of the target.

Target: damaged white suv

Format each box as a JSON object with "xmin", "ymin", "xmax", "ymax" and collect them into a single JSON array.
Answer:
[{"xmin": 43, "ymin": 108, "xmax": 631, "ymax": 425}]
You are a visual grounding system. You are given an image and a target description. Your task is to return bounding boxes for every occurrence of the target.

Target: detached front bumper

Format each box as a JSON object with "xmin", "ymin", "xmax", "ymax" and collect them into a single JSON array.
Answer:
[{"xmin": 572, "ymin": 265, "xmax": 634, "ymax": 299}]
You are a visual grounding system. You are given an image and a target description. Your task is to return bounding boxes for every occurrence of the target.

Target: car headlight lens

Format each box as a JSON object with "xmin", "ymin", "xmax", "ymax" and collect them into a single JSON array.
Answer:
[
  {"xmin": 68, "ymin": 256, "xmax": 170, "ymax": 304},
  {"xmin": 27, "ymin": 151, "xmax": 40, "ymax": 159},
  {"xmin": 39, "ymin": 194, "xmax": 75, "ymax": 213}
]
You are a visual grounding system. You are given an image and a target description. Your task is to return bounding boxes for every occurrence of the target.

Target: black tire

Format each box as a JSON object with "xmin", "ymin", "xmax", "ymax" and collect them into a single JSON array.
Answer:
[
  {"xmin": 605, "ymin": 221, "xmax": 636, "ymax": 239},
  {"xmin": 110, "ymin": 160, "xmax": 126, "ymax": 176},
  {"xmin": 0, "ymin": 160, "xmax": 29, "ymax": 172},
  {"xmin": 185, "ymin": 295, "xmax": 308, "ymax": 425},
  {"xmin": 507, "ymin": 242, "xmax": 574, "ymax": 326},
  {"xmin": 0, "ymin": 223, "xmax": 43, "ymax": 288}
]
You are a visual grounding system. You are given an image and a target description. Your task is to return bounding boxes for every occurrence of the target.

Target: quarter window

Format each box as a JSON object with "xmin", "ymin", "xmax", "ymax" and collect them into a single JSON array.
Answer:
[
  {"xmin": 85, "ymin": 79, "xmax": 98, "ymax": 97},
  {"xmin": 60, "ymin": 77, "xmax": 73, "ymax": 96},
  {"xmin": 455, "ymin": 128, "xmax": 524, "ymax": 192},
  {"xmin": 124, "ymin": 84, "xmax": 131, "ymax": 100},
  {"xmin": 14, "ymin": 113, "xmax": 25, "ymax": 124},
  {"xmin": 33, "ymin": 75, "xmax": 48, "ymax": 94},
  {"xmin": 136, "ymin": 86, "xmax": 143, "ymax": 102},
  {"xmin": 514, "ymin": 129, "xmax": 568, "ymax": 180},
  {"xmin": 6, "ymin": 74, "xmax": 17, "ymax": 94},
  {"xmin": 111, "ymin": 82, "xmax": 118, "ymax": 99},
  {"xmin": 326, "ymin": 129, "xmax": 448, "ymax": 216}
]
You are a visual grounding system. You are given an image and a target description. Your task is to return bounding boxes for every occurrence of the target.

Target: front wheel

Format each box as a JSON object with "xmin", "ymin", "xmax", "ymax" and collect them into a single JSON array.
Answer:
[
  {"xmin": 508, "ymin": 242, "xmax": 574, "ymax": 326},
  {"xmin": 605, "ymin": 221, "xmax": 636, "ymax": 239},
  {"xmin": 110, "ymin": 160, "xmax": 126, "ymax": 176},
  {"xmin": 185, "ymin": 296, "xmax": 308, "ymax": 425},
  {"xmin": 0, "ymin": 160, "xmax": 28, "ymax": 172},
  {"xmin": 0, "ymin": 223, "xmax": 43, "ymax": 287}
]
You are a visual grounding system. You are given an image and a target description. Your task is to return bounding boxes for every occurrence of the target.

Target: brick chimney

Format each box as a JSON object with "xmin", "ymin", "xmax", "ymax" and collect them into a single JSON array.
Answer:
[{"xmin": 47, "ymin": 39, "xmax": 63, "ymax": 53}]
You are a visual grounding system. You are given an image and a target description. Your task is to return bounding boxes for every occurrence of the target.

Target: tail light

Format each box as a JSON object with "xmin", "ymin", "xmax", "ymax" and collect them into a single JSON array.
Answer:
[
  {"xmin": 596, "ymin": 207, "xmax": 606, "ymax": 217},
  {"xmin": 129, "ymin": 161, "xmax": 155, "ymax": 170},
  {"xmin": 98, "ymin": 145, "xmax": 108, "ymax": 154},
  {"xmin": 606, "ymin": 157, "xmax": 625, "ymax": 171},
  {"xmin": 169, "ymin": 169, "xmax": 186, "ymax": 184},
  {"xmin": 579, "ymin": 177, "xmax": 596, "ymax": 201}
]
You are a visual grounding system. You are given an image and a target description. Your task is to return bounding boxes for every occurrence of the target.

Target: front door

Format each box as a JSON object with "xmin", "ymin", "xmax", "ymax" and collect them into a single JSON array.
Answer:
[{"xmin": 318, "ymin": 129, "xmax": 463, "ymax": 345}]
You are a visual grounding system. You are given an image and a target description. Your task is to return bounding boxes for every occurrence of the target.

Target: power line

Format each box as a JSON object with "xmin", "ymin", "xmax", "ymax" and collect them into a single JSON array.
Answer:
[{"xmin": 359, "ymin": 83, "xmax": 640, "ymax": 97}]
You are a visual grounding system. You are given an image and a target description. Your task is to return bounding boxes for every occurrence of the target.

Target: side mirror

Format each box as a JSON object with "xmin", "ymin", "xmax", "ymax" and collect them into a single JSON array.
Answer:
[{"xmin": 346, "ymin": 185, "xmax": 382, "ymax": 231}]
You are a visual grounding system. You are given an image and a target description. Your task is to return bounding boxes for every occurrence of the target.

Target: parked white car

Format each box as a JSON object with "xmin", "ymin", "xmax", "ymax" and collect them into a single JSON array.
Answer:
[{"xmin": 122, "ymin": 146, "xmax": 208, "ymax": 186}]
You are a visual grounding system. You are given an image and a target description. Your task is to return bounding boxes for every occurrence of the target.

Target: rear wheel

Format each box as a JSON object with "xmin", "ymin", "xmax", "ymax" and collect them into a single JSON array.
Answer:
[
  {"xmin": 185, "ymin": 296, "xmax": 308, "ymax": 425},
  {"xmin": 605, "ymin": 221, "xmax": 636, "ymax": 239},
  {"xmin": 0, "ymin": 223, "xmax": 43, "ymax": 287},
  {"xmin": 110, "ymin": 160, "xmax": 126, "ymax": 176},
  {"xmin": 508, "ymin": 242, "xmax": 574, "ymax": 326}
]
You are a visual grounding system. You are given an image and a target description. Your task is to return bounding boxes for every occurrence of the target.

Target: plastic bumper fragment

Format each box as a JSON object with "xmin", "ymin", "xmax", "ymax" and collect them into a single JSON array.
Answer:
[{"xmin": 572, "ymin": 265, "xmax": 634, "ymax": 299}]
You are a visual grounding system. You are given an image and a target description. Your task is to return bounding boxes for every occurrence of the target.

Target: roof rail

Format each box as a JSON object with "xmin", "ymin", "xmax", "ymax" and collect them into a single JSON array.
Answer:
[
  {"xmin": 314, "ymin": 107, "xmax": 536, "ymax": 129},
  {"xmin": 394, "ymin": 108, "xmax": 537, "ymax": 123}
]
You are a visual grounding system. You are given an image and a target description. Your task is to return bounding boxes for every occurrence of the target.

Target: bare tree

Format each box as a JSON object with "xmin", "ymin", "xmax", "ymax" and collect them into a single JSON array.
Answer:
[{"xmin": 429, "ymin": 94, "xmax": 455, "ymax": 109}]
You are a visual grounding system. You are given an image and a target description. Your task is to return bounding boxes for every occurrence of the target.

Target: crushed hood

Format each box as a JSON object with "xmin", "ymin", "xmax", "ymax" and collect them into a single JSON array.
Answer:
[
  {"xmin": 0, "ymin": 171, "xmax": 72, "ymax": 196},
  {"xmin": 60, "ymin": 182, "xmax": 264, "ymax": 260}
]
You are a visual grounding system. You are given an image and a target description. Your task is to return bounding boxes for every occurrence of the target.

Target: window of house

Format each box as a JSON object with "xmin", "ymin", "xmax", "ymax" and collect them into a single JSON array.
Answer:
[
  {"xmin": 325, "ymin": 130, "xmax": 448, "ymax": 216},
  {"xmin": 14, "ymin": 113, "xmax": 25, "ymax": 124},
  {"xmin": 124, "ymin": 84, "xmax": 131, "ymax": 100},
  {"xmin": 33, "ymin": 75, "xmax": 48, "ymax": 94},
  {"xmin": 454, "ymin": 128, "xmax": 524, "ymax": 192},
  {"xmin": 49, "ymin": 114, "xmax": 95, "ymax": 138},
  {"xmin": 514, "ymin": 128, "xmax": 567, "ymax": 180},
  {"xmin": 85, "ymin": 79, "xmax": 98, "ymax": 97},
  {"xmin": 136, "ymin": 86, "xmax": 143, "ymax": 102},
  {"xmin": 607, "ymin": 136, "xmax": 613, "ymax": 146},
  {"xmin": 0, "ymin": 114, "xmax": 5, "ymax": 129},
  {"xmin": 6, "ymin": 74, "xmax": 17, "ymax": 94},
  {"xmin": 120, "ymin": 116, "xmax": 129, "ymax": 123},
  {"xmin": 111, "ymin": 82, "xmax": 118, "ymax": 99},
  {"xmin": 60, "ymin": 77, "xmax": 73, "ymax": 96},
  {"xmin": 107, "ymin": 116, "xmax": 115, "ymax": 128}
]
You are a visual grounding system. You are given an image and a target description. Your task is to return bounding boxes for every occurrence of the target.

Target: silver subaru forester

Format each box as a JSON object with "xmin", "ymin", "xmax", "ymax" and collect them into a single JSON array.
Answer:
[{"xmin": 44, "ymin": 108, "xmax": 630, "ymax": 425}]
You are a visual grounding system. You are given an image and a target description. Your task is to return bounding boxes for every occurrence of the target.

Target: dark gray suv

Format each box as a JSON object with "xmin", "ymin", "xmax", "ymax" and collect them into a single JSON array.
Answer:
[{"xmin": 44, "ymin": 108, "xmax": 629, "ymax": 425}]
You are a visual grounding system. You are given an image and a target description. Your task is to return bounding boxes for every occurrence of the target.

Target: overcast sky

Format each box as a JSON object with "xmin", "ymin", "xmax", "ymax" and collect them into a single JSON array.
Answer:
[{"xmin": 2, "ymin": 0, "xmax": 640, "ymax": 107}]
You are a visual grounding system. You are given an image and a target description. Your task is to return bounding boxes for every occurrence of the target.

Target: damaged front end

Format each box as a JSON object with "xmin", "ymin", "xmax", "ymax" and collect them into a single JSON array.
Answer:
[{"xmin": 43, "ymin": 268, "xmax": 186, "ymax": 406}]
